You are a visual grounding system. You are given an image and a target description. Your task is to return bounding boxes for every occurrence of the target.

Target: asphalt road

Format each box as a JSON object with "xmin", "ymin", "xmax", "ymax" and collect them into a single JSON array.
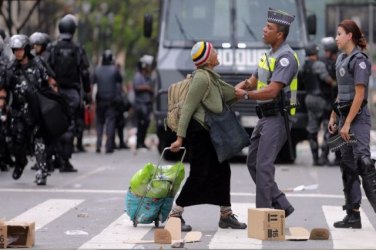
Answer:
[{"xmin": 1, "ymin": 137, "xmax": 376, "ymax": 249}]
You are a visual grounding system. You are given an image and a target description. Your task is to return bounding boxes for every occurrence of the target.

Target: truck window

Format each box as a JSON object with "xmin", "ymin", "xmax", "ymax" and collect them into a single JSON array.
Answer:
[
  {"xmin": 165, "ymin": 0, "xmax": 231, "ymax": 46},
  {"xmin": 236, "ymin": 0, "xmax": 301, "ymax": 44}
]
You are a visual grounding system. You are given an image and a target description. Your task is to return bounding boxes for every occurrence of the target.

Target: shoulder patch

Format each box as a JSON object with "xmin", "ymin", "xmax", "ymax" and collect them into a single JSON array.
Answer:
[
  {"xmin": 280, "ymin": 58, "xmax": 289, "ymax": 67},
  {"xmin": 359, "ymin": 61, "xmax": 366, "ymax": 70}
]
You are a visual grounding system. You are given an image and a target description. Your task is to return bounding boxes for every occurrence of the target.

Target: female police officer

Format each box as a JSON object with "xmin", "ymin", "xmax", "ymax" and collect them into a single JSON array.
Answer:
[{"xmin": 328, "ymin": 19, "xmax": 373, "ymax": 229}]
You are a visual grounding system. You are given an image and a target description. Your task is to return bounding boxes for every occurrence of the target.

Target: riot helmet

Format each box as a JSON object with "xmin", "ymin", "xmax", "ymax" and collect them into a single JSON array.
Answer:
[
  {"xmin": 102, "ymin": 50, "xmax": 113, "ymax": 65},
  {"xmin": 305, "ymin": 42, "xmax": 319, "ymax": 56},
  {"xmin": 321, "ymin": 37, "xmax": 338, "ymax": 54},
  {"xmin": 9, "ymin": 34, "xmax": 32, "ymax": 58},
  {"xmin": 58, "ymin": 14, "xmax": 77, "ymax": 40},
  {"xmin": 138, "ymin": 54, "xmax": 154, "ymax": 70},
  {"xmin": 30, "ymin": 32, "xmax": 51, "ymax": 47}
]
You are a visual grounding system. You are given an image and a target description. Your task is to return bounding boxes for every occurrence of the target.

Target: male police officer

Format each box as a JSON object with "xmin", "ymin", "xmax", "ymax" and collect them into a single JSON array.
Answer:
[
  {"xmin": 322, "ymin": 37, "xmax": 341, "ymax": 166},
  {"xmin": 301, "ymin": 43, "xmax": 335, "ymax": 166},
  {"xmin": 46, "ymin": 14, "xmax": 91, "ymax": 172},
  {"xmin": 235, "ymin": 8, "xmax": 297, "ymax": 216},
  {"xmin": 92, "ymin": 50, "xmax": 122, "ymax": 153},
  {"xmin": 133, "ymin": 54, "xmax": 154, "ymax": 149}
]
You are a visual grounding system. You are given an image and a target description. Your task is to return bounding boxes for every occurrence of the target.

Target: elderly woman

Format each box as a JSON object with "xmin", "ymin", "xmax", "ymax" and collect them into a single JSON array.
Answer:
[{"xmin": 169, "ymin": 41, "xmax": 247, "ymax": 232}]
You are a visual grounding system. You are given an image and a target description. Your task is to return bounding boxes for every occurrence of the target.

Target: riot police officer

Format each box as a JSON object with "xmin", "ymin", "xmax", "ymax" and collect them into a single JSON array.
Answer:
[
  {"xmin": 0, "ymin": 87, "xmax": 12, "ymax": 172},
  {"xmin": 328, "ymin": 19, "xmax": 374, "ymax": 229},
  {"xmin": 322, "ymin": 36, "xmax": 341, "ymax": 166},
  {"xmin": 7, "ymin": 34, "xmax": 55, "ymax": 185},
  {"xmin": 92, "ymin": 50, "xmax": 122, "ymax": 153},
  {"xmin": 301, "ymin": 42, "xmax": 335, "ymax": 166},
  {"xmin": 46, "ymin": 14, "xmax": 91, "ymax": 172},
  {"xmin": 133, "ymin": 54, "xmax": 154, "ymax": 149}
]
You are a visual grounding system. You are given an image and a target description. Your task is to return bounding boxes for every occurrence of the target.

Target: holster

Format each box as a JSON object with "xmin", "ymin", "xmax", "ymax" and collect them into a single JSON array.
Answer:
[
  {"xmin": 358, "ymin": 156, "xmax": 376, "ymax": 213},
  {"xmin": 333, "ymin": 100, "xmax": 367, "ymax": 117},
  {"xmin": 256, "ymin": 102, "xmax": 280, "ymax": 119}
]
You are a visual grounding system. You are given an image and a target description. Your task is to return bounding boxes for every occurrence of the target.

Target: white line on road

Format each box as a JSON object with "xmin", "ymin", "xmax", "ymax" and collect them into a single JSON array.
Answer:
[
  {"xmin": 209, "ymin": 203, "xmax": 262, "ymax": 249},
  {"xmin": 323, "ymin": 206, "xmax": 376, "ymax": 249},
  {"xmin": 10, "ymin": 199, "xmax": 84, "ymax": 230},
  {"xmin": 78, "ymin": 214, "xmax": 150, "ymax": 249},
  {"xmin": 0, "ymin": 188, "xmax": 347, "ymax": 199}
]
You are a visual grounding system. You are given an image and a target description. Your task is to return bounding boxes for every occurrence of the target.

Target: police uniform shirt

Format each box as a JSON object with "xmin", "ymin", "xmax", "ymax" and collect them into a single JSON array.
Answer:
[
  {"xmin": 133, "ymin": 71, "xmax": 153, "ymax": 104},
  {"xmin": 338, "ymin": 51, "xmax": 371, "ymax": 100},
  {"xmin": 252, "ymin": 49, "xmax": 298, "ymax": 87}
]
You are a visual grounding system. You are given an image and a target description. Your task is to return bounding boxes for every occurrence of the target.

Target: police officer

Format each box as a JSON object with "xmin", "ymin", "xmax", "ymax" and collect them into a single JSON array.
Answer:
[
  {"xmin": 301, "ymin": 42, "xmax": 335, "ymax": 166},
  {"xmin": 133, "ymin": 54, "xmax": 154, "ymax": 149},
  {"xmin": 322, "ymin": 36, "xmax": 341, "ymax": 166},
  {"xmin": 235, "ymin": 8, "xmax": 297, "ymax": 216},
  {"xmin": 328, "ymin": 19, "xmax": 374, "ymax": 229},
  {"xmin": 46, "ymin": 14, "xmax": 91, "ymax": 172},
  {"xmin": 0, "ymin": 87, "xmax": 12, "ymax": 172},
  {"xmin": 92, "ymin": 50, "xmax": 122, "ymax": 153},
  {"xmin": 7, "ymin": 34, "xmax": 56, "ymax": 185}
]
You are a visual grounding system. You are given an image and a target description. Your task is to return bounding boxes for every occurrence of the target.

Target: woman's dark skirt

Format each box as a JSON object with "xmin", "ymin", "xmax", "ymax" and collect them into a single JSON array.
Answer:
[{"xmin": 175, "ymin": 119, "xmax": 231, "ymax": 207}]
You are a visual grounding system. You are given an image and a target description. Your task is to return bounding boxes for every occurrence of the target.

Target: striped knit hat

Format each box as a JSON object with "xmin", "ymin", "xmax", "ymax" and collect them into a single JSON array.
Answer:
[{"xmin": 191, "ymin": 41, "xmax": 213, "ymax": 67}]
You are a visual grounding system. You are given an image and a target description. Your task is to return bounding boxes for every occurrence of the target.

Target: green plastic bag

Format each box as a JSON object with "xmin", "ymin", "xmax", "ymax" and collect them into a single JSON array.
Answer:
[
  {"xmin": 130, "ymin": 162, "xmax": 155, "ymax": 196},
  {"xmin": 129, "ymin": 162, "xmax": 185, "ymax": 198}
]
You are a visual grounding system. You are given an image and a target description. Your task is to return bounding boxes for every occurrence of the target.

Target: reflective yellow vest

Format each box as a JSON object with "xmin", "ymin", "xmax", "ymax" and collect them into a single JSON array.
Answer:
[{"xmin": 256, "ymin": 43, "xmax": 299, "ymax": 115}]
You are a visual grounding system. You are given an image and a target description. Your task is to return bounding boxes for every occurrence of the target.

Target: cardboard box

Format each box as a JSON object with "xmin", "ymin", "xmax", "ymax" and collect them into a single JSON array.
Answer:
[
  {"xmin": 248, "ymin": 208, "xmax": 285, "ymax": 240},
  {"xmin": 0, "ymin": 221, "xmax": 7, "ymax": 248},
  {"xmin": 0, "ymin": 221, "xmax": 35, "ymax": 248}
]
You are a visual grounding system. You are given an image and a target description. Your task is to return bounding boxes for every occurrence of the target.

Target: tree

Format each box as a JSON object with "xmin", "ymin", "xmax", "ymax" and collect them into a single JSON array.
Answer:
[{"xmin": 0, "ymin": 0, "xmax": 41, "ymax": 35}]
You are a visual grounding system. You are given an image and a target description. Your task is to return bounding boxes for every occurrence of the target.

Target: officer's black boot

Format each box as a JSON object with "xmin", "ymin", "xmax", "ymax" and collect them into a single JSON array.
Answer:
[
  {"xmin": 0, "ymin": 162, "xmax": 8, "ymax": 172},
  {"xmin": 35, "ymin": 169, "xmax": 49, "ymax": 186},
  {"xmin": 333, "ymin": 210, "xmax": 361, "ymax": 229},
  {"xmin": 309, "ymin": 134, "xmax": 322, "ymax": 166},
  {"xmin": 60, "ymin": 159, "xmax": 78, "ymax": 172},
  {"xmin": 12, "ymin": 165, "xmax": 25, "ymax": 180}
]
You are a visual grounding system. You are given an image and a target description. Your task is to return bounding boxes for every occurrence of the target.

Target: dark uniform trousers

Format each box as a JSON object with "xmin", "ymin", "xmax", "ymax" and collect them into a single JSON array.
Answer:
[
  {"xmin": 246, "ymin": 114, "xmax": 292, "ymax": 209},
  {"xmin": 339, "ymin": 106, "xmax": 371, "ymax": 210},
  {"xmin": 58, "ymin": 88, "xmax": 81, "ymax": 161},
  {"xmin": 96, "ymin": 99, "xmax": 116, "ymax": 152}
]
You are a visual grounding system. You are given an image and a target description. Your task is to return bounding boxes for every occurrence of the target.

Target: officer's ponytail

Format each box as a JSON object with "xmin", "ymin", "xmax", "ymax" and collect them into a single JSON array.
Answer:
[{"xmin": 338, "ymin": 19, "xmax": 367, "ymax": 51}]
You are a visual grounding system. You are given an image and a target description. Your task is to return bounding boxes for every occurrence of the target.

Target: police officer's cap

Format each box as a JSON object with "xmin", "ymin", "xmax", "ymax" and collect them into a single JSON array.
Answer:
[
  {"xmin": 321, "ymin": 37, "xmax": 338, "ymax": 54},
  {"xmin": 305, "ymin": 42, "xmax": 319, "ymax": 56},
  {"xmin": 267, "ymin": 8, "xmax": 295, "ymax": 26},
  {"xmin": 58, "ymin": 14, "xmax": 77, "ymax": 39}
]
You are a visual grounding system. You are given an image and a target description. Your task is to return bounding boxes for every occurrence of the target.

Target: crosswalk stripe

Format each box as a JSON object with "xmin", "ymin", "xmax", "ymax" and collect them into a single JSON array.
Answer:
[
  {"xmin": 209, "ymin": 203, "xmax": 262, "ymax": 249},
  {"xmin": 78, "ymin": 214, "xmax": 150, "ymax": 249},
  {"xmin": 10, "ymin": 199, "xmax": 84, "ymax": 230},
  {"xmin": 322, "ymin": 205, "xmax": 376, "ymax": 249}
]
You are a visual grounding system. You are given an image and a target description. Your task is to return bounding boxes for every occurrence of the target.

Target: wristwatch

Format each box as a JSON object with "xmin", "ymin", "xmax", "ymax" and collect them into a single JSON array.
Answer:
[{"xmin": 243, "ymin": 90, "xmax": 249, "ymax": 100}]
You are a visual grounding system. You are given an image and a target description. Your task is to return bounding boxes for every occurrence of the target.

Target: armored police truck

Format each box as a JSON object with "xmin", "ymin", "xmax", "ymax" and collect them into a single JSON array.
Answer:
[{"xmin": 144, "ymin": 0, "xmax": 316, "ymax": 162}]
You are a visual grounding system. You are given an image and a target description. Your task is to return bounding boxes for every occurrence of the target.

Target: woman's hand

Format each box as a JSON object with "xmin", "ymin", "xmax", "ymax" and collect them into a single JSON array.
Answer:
[
  {"xmin": 340, "ymin": 122, "xmax": 351, "ymax": 142},
  {"xmin": 170, "ymin": 137, "xmax": 183, "ymax": 152},
  {"xmin": 328, "ymin": 113, "xmax": 337, "ymax": 134}
]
